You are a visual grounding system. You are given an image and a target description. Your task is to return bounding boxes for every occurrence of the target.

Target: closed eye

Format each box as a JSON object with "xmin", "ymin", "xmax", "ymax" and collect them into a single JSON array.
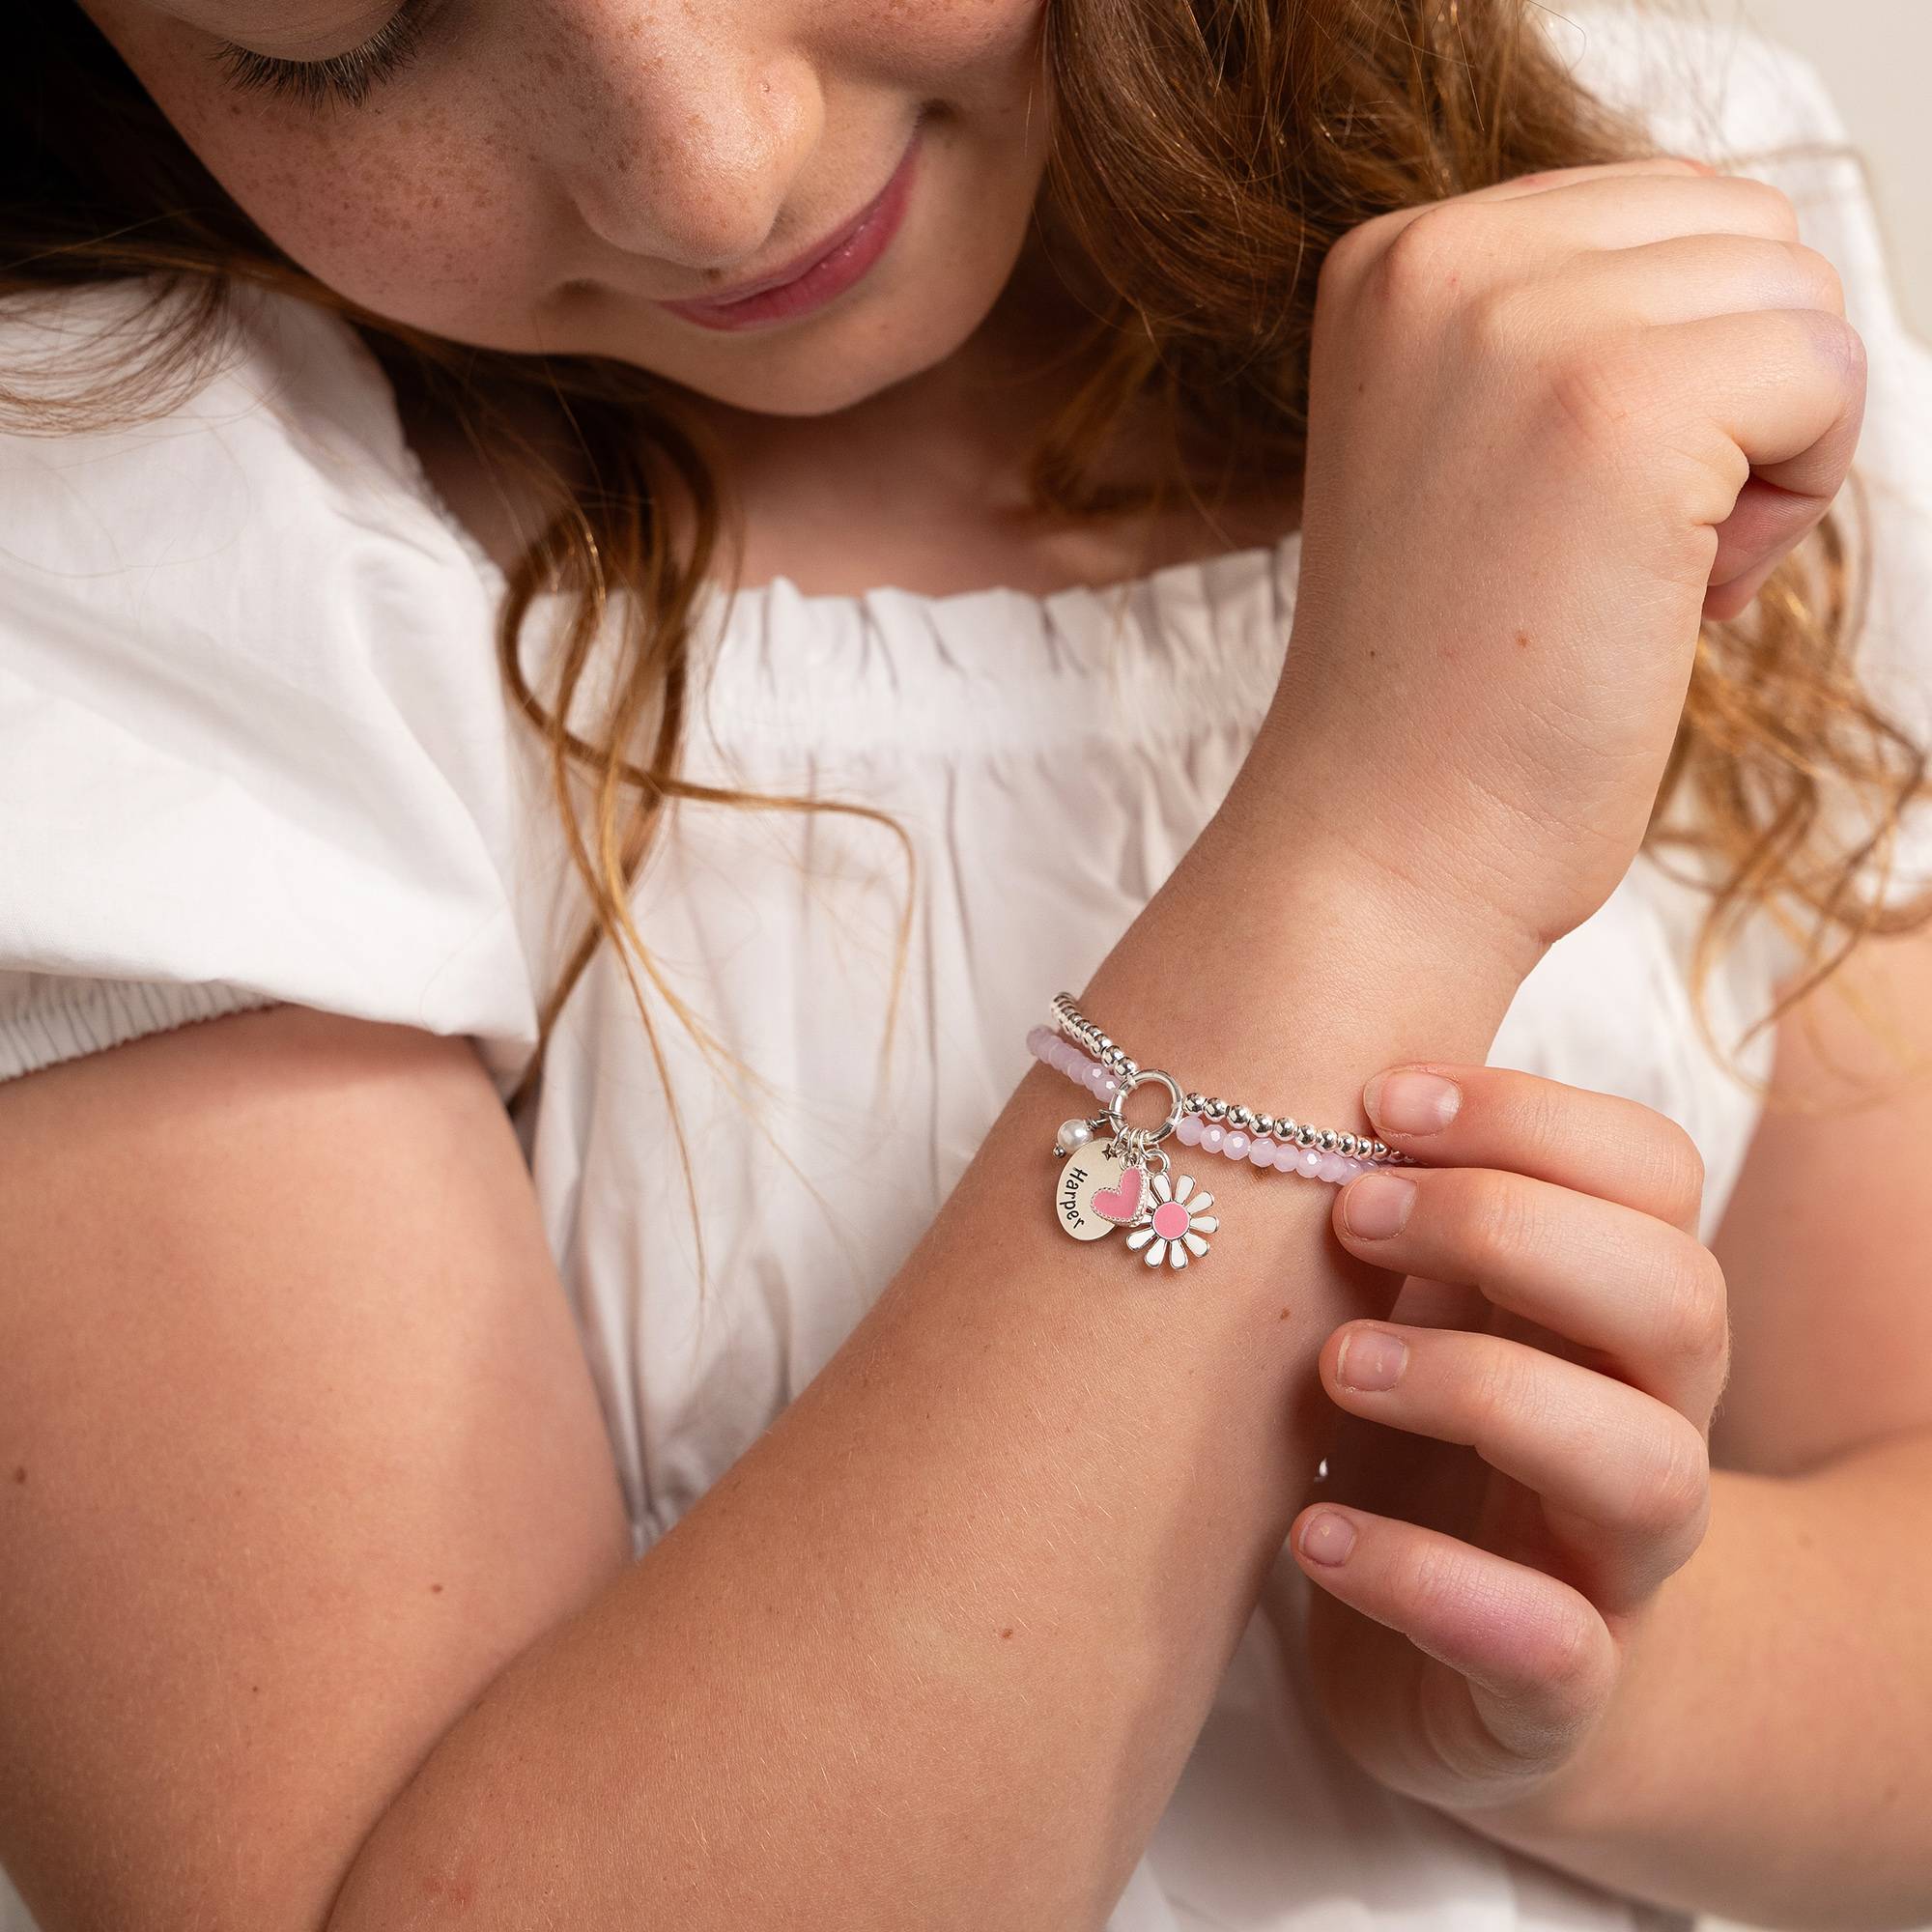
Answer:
[{"xmin": 215, "ymin": 0, "xmax": 432, "ymax": 110}]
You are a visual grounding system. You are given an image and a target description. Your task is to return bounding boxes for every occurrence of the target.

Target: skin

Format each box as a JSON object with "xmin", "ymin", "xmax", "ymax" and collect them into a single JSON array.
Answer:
[
  {"xmin": 1286, "ymin": 919, "xmax": 1932, "ymax": 1929},
  {"xmin": 4, "ymin": 1, "xmax": 1922, "ymax": 1925},
  {"xmin": 84, "ymin": 0, "xmax": 1055, "ymax": 416}
]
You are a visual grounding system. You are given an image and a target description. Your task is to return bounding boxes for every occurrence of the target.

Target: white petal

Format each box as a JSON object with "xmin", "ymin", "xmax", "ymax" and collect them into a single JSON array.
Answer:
[
  {"xmin": 1189, "ymin": 1190, "xmax": 1214, "ymax": 1213},
  {"xmin": 1168, "ymin": 1240, "xmax": 1188, "ymax": 1267},
  {"xmin": 1125, "ymin": 1227, "xmax": 1155, "ymax": 1250},
  {"xmin": 1151, "ymin": 1171, "xmax": 1173, "ymax": 1203},
  {"xmin": 1145, "ymin": 1237, "xmax": 1167, "ymax": 1266},
  {"xmin": 1189, "ymin": 1215, "xmax": 1218, "ymax": 1235},
  {"xmin": 1175, "ymin": 1175, "xmax": 1194, "ymax": 1203},
  {"xmin": 1182, "ymin": 1232, "xmax": 1208, "ymax": 1258}
]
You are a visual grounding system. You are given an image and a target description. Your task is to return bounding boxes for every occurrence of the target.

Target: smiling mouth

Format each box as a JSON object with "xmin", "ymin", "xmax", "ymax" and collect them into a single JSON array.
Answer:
[{"xmin": 654, "ymin": 122, "xmax": 925, "ymax": 333}]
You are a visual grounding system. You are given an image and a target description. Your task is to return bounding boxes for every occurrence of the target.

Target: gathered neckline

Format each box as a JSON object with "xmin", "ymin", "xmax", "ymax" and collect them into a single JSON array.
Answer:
[
  {"xmin": 720, "ymin": 526, "xmax": 1305, "ymax": 624},
  {"xmin": 365, "ymin": 332, "xmax": 1307, "ymax": 625}
]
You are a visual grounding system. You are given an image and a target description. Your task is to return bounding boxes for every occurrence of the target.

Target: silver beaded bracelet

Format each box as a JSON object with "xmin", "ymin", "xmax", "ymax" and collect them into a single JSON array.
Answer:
[{"xmin": 1026, "ymin": 992, "xmax": 1409, "ymax": 1273}]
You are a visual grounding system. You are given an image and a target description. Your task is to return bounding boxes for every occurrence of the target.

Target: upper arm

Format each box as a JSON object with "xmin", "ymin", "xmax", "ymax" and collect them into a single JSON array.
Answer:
[
  {"xmin": 1709, "ymin": 922, "xmax": 1932, "ymax": 1476},
  {"xmin": 0, "ymin": 1006, "xmax": 632, "ymax": 1929}
]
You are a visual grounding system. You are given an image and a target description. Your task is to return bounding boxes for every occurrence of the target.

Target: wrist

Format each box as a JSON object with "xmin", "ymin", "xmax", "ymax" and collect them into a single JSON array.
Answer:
[
  {"xmin": 1235, "ymin": 724, "xmax": 1550, "ymax": 997},
  {"xmin": 1080, "ymin": 815, "xmax": 1529, "ymax": 1170}
]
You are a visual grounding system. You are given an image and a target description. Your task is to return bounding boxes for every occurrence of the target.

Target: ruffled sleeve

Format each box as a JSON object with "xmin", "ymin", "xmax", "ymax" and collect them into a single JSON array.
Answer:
[{"xmin": 0, "ymin": 280, "xmax": 540, "ymax": 1094}]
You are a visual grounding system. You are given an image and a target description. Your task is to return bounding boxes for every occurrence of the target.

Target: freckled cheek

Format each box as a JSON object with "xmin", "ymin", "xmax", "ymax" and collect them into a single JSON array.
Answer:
[
  {"xmin": 203, "ymin": 126, "xmax": 560, "ymax": 337},
  {"xmin": 842, "ymin": 0, "xmax": 1045, "ymax": 89}
]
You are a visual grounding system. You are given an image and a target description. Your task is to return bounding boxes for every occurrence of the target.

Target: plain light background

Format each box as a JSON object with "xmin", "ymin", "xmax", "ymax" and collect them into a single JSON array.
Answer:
[{"xmin": 1666, "ymin": 0, "xmax": 1928, "ymax": 331}]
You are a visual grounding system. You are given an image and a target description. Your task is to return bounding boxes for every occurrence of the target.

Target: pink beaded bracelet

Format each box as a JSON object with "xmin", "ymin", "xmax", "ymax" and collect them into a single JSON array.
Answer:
[{"xmin": 1027, "ymin": 993, "xmax": 1406, "ymax": 1273}]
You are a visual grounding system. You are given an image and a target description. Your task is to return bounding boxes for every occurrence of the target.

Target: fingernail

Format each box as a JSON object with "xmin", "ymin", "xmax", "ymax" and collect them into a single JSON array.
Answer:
[
  {"xmin": 1298, "ymin": 1510, "xmax": 1357, "ymax": 1566},
  {"xmin": 1342, "ymin": 1171, "xmax": 1415, "ymax": 1239},
  {"xmin": 1336, "ymin": 1325, "xmax": 1407, "ymax": 1391},
  {"xmin": 1363, "ymin": 1069, "xmax": 1461, "ymax": 1137}
]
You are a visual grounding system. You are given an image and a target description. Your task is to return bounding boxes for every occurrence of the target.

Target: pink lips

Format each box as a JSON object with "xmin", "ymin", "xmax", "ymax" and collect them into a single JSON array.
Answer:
[{"xmin": 655, "ymin": 126, "xmax": 923, "ymax": 332}]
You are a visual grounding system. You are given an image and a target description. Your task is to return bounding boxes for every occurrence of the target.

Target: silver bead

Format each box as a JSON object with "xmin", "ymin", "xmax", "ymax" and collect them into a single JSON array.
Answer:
[
  {"xmin": 1276, "ymin": 1119, "xmax": 1297, "ymax": 1145},
  {"xmin": 1227, "ymin": 1104, "xmax": 1253, "ymax": 1131},
  {"xmin": 1253, "ymin": 1114, "xmax": 1275, "ymax": 1140},
  {"xmin": 1338, "ymin": 1133, "xmax": 1357, "ymax": 1157},
  {"xmin": 1182, "ymin": 1093, "xmax": 1205, "ymax": 1116},
  {"xmin": 1096, "ymin": 1035, "xmax": 1114, "ymax": 1056},
  {"xmin": 1295, "ymin": 1123, "xmax": 1318, "ymax": 1149},
  {"xmin": 1203, "ymin": 1097, "xmax": 1229, "ymax": 1122},
  {"xmin": 1319, "ymin": 1129, "xmax": 1339, "ymax": 1153},
  {"xmin": 1371, "ymin": 1141, "xmax": 1387, "ymax": 1162},
  {"xmin": 1120, "ymin": 1059, "xmax": 1138, "ymax": 1079}
]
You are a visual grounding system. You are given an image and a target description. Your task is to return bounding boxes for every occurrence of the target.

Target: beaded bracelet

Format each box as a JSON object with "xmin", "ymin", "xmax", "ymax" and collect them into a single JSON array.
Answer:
[{"xmin": 1026, "ymin": 993, "xmax": 1409, "ymax": 1272}]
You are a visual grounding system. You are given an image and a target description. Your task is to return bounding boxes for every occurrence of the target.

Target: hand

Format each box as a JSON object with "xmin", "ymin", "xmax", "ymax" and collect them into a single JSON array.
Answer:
[
  {"xmin": 1268, "ymin": 156, "xmax": 1866, "ymax": 962},
  {"xmin": 1284, "ymin": 1064, "xmax": 1727, "ymax": 1815}
]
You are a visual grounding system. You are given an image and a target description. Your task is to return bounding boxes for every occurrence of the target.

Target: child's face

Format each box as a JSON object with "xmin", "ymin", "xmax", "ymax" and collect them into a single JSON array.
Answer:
[{"xmin": 78, "ymin": 0, "xmax": 1052, "ymax": 415}]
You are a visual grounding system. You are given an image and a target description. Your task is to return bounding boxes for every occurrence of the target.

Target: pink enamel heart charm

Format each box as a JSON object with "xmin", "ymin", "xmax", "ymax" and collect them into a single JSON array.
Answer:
[{"xmin": 1091, "ymin": 1164, "xmax": 1146, "ymax": 1225}]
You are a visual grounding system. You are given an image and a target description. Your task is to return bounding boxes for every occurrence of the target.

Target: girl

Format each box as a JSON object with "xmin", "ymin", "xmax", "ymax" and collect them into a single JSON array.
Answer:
[{"xmin": 1, "ymin": 2, "xmax": 1928, "ymax": 1929}]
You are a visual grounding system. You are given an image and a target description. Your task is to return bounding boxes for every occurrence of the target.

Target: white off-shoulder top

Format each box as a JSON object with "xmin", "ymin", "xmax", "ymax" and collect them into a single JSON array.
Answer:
[{"xmin": 3, "ymin": 7, "xmax": 1929, "ymax": 1928}]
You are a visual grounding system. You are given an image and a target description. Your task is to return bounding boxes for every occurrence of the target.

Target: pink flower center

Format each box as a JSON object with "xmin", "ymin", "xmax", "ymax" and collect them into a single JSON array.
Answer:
[{"xmin": 1151, "ymin": 1201, "xmax": 1191, "ymax": 1241}]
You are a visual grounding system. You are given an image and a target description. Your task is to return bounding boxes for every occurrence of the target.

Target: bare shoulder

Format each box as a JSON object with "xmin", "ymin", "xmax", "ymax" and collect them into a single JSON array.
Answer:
[{"xmin": 0, "ymin": 1005, "xmax": 632, "ymax": 1928}]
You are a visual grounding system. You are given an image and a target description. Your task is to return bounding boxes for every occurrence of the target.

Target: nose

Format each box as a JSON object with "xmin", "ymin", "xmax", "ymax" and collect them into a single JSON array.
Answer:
[{"xmin": 548, "ymin": 8, "xmax": 825, "ymax": 279}]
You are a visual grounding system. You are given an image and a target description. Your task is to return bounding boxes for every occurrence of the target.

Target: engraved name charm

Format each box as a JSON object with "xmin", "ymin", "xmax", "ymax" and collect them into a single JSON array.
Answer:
[{"xmin": 1056, "ymin": 1142, "xmax": 1148, "ymax": 1242}]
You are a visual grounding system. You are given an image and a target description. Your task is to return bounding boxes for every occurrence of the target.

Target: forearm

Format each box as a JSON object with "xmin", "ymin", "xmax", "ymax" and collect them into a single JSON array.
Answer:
[
  {"xmin": 1465, "ymin": 1431, "xmax": 1932, "ymax": 1929},
  {"xmin": 327, "ymin": 731, "xmax": 1532, "ymax": 1932}
]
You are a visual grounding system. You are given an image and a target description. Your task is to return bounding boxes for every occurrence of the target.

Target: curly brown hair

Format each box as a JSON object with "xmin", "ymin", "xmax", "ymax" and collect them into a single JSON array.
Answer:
[{"xmin": 6, "ymin": 0, "xmax": 1928, "ymax": 1283}]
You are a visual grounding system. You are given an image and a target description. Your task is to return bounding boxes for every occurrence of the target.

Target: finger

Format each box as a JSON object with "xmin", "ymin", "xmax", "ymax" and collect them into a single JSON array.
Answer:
[
  {"xmin": 1367, "ymin": 168, "xmax": 1799, "ymax": 268},
  {"xmin": 1473, "ymin": 154, "xmax": 1724, "ymax": 201},
  {"xmin": 1324, "ymin": 157, "xmax": 1734, "ymax": 289},
  {"xmin": 1291, "ymin": 1503, "xmax": 1616, "ymax": 1766},
  {"xmin": 1332, "ymin": 1165, "xmax": 1731, "ymax": 1420},
  {"xmin": 1550, "ymin": 233, "xmax": 1845, "ymax": 327},
  {"xmin": 1361, "ymin": 1064, "xmax": 1706, "ymax": 1233},
  {"xmin": 1703, "ymin": 473, "xmax": 1842, "ymax": 618},
  {"xmin": 1702, "ymin": 521, "xmax": 1795, "ymax": 621},
  {"xmin": 1665, "ymin": 304, "xmax": 1867, "ymax": 504},
  {"xmin": 1482, "ymin": 169, "xmax": 1801, "ymax": 246},
  {"xmin": 1320, "ymin": 1321, "xmax": 1712, "ymax": 1607}
]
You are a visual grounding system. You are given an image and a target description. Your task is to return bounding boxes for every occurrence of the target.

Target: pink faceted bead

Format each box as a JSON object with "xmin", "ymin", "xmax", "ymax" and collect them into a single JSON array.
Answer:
[
  {"xmin": 1200, "ymin": 1124, "xmax": 1226, "ymax": 1154},
  {"xmin": 1223, "ymin": 1130, "xmax": 1250, "ymax": 1159},
  {"xmin": 1297, "ymin": 1148, "xmax": 1323, "ymax": 1177},
  {"xmin": 1247, "ymin": 1136, "xmax": 1276, "ymax": 1167},
  {"xmin": 1271, "ymin": 1142, "xmax": 1300, "ymax": 1172},
  {"xmin": 1317, "ymin": 1152, "xmax": 1350, "ymax": 1182},
  {"xmin": 1084, "ymin": 1062, "xmax": 1112, "ymax": 1094},
  {"xmin": 1175, "ymin": 1113, "xmax": 1204, "ymax": 1147},
  {"xmin": 1098, "ymin": 1074, "xmax": 1121, "ymax": 1100}
]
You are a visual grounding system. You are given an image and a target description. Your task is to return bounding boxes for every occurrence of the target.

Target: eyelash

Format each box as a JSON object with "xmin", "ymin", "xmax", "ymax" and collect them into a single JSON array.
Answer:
[{"xmin": 216, "ymin": 1, "xmax": 431, "ymax": 110}]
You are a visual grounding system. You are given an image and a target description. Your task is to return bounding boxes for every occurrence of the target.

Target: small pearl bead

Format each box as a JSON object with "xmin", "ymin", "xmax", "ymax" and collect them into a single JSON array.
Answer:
[
  {"xmin": 1175, "ymin": 1114, "xmax": 1205, "ymax": 1147},
  {"xmin": 1057, "ymin": 1119, "xmax": 1094, "ymax": 1151},
  {"xmin": 1201, "ymin": 1124, "xmax": 1226, "ymax": 1154},
  {"xmin": 1247, "ymin": 1136, "xmax": 1276, "ymax": 1167},
  {"xmin": 1224, "ymin": 1130, "xmax": 1250, "ymax": 1159}
]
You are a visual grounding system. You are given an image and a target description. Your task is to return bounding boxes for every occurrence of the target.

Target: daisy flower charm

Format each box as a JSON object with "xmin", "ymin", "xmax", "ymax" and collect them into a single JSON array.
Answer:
[{"xmin": 1123, "ymin": 1171, "xmax": 1217, "ymax": 1269}]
